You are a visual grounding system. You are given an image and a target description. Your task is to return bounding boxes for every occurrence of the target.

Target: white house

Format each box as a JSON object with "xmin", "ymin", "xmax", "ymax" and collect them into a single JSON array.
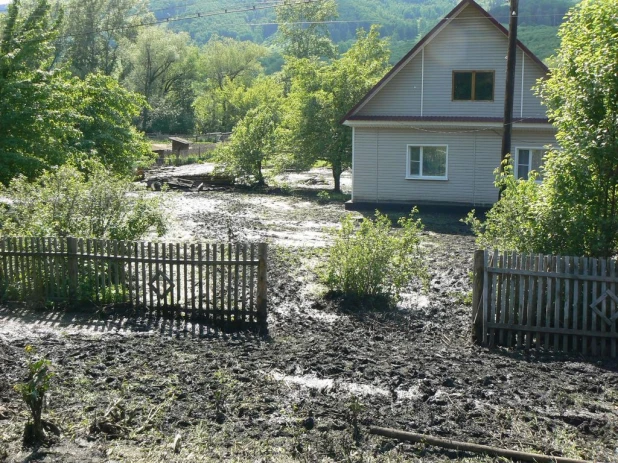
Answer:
[{"xmin": 342, "ymin": 0, "xmax": 556, "ymax": 209}]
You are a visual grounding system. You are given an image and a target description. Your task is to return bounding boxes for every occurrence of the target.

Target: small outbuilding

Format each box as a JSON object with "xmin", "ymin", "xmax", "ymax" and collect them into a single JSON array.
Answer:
[{"xmin": 169, "ymin": 137, "xmax": 191, "ymax": 154}]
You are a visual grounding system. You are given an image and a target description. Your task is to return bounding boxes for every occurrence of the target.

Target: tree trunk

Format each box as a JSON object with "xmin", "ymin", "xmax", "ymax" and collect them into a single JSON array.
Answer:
[{"xmin": 332, "ymin": 161, "xmax": 342, "ymax": 193}]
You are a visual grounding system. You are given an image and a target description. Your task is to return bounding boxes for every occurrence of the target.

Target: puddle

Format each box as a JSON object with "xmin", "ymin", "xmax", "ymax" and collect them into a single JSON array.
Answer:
[
  {"xmin": 274, "ymin": 304, "xmax": 342, "ymax": 324},
  {"xmin": 270, "ymin": 371, "xmax": 422, "ymax": 401},
  {"xmin": 399, "ymin": 291, "xmax": 431, "ymax": 309}
]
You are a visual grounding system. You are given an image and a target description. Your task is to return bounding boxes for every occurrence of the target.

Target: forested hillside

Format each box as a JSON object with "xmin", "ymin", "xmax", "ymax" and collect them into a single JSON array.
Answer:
[{"xmin": 147, "ymin": 0, "xmax": 577, "ymax": 62}]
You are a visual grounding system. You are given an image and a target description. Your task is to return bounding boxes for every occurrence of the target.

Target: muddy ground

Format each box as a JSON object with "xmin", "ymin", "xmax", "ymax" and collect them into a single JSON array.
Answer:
[{"xmin": 1, "ymin": 166, "xmax": 617, "ymax": 462}]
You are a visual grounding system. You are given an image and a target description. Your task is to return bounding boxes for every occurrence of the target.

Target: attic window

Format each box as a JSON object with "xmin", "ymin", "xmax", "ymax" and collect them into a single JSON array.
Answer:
[{"xmin": 453, "ymin": 71, "xmax": 494, "ymax": 101}]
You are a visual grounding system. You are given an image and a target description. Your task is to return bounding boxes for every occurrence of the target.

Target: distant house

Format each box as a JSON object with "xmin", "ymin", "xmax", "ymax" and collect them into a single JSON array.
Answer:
[{"xmin": 342, "ymin": 0, "xmax": 556, "ymax": 208}]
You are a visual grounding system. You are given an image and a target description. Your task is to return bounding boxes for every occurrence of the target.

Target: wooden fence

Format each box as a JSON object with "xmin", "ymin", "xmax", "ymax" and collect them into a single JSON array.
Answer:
[
  {"xmin": 472, "ymin": 250, "xmax": 618, "ymax": 357},
  {"xmin": 0, "ymin": 237, "xmax": 267, "ymax": 330}
]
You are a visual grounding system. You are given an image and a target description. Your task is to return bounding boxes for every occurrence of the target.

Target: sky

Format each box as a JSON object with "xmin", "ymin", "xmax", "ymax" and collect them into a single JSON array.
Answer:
[{"xmin": 0, "ymin": 0, "xmax": 9, "ymax": 5}]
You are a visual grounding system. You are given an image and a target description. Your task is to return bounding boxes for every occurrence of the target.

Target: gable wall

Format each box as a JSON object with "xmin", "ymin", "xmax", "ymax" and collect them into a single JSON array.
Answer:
[{"xmin": 356, "ymin": 4, "xmax": 547, "ymax": 119}]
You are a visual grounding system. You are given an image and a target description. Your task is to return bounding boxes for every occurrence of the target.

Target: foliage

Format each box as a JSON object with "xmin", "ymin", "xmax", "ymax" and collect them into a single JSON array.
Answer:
[
  {"xmin": 14, "ymin": 346, "xmax": 53, "ymax": 444},
  {"xmin": 61, "ymin": 0, "xmax": 153, "ymax": 78},
  {"xmin": 0, "ymin": 0, "xmax": 155, "ymax": 184},
  {"xmin": 0, "ymin": 164, "xmax": 167, "ymax": 240},
  {"xmin": 275, "ymin": 0, "xmax": 337, "ymax": 59},
  {"xmin": 213, "ymin": 75, "xmax": 283, "ymax": 185},
  {"xmin": 464, "ymin": 160, "xmax": 543, "ymax": 253},
  {"xmin": 279, "ymin": 26, "xmax": 389, "ymax": 192},
  {"xmin": 322, "ymin": 210, "xmax": 427, "ymax": 304},
  {"xmin": 468, "ymin": 0, "xmax": 618, "ymax": 258},
  {"xmin": 194, "ymin": 42, "xmax": 270, "ymax": 133},
  {"xmin": 122, "ymin": 26, "xmax": 199, "ymax": 132}
]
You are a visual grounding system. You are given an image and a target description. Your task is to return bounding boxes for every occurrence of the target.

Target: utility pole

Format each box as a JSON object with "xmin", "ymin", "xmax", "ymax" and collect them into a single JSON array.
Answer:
[{"xmin": 501, "ymin": 0, "xmax": 519, "ymax": 170}]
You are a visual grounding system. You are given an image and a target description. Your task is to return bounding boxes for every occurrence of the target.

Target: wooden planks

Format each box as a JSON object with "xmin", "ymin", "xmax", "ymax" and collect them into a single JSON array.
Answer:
[
  {"xmin": 480, "ymin": 249, "xmax": 618, "ymax": 357},
  {"xmin": 0, "ymin": 237, "xmax": 267, "ymax": 330}
]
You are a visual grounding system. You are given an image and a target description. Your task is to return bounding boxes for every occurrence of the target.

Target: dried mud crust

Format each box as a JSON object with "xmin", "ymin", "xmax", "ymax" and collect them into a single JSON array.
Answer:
[{"xmin": 1, "ymin": 179, "xmax": 618, "ymax": 462}]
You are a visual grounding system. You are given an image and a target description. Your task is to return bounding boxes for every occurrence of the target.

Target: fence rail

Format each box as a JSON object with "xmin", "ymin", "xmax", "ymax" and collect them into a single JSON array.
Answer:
[
  {"xmin": 0, "ymin": 237, "xmax": 267, "ymax": 330},
  {"xmin": 472, "ymin": 249, "xmax": 618, "ymax": 357}
]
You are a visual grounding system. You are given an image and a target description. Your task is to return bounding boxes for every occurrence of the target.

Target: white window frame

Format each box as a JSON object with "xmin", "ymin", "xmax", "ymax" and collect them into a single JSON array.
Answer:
[
  {"xmin": 515, "ymin": 146, "xmax": 547, "ymax": 183},
  {"xmin": 406, "ymin": 144, "xmax": 449, "ymax": 180}
]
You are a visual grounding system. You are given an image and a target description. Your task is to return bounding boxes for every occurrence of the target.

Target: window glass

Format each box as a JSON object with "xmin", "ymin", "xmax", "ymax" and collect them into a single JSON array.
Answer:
[
  {"xmin": 408, "ymin": 146, "xmax": 421, "ymax": 176},
  {"xmin": 453, "ymin": 71, "xmax": 494, "ymax": 101},
  {"xmin": 517, "ymin": 148, "xmax": 546, "ymax": 181},
  {"xmin": 475, "ymin": 72, "xmax": 494, "ymax": 100},
  {"xmin": 453, "ymin": 72, "xmax": 472, "ymax": 100},
  {"xmin": 423, "ymin": 146, "xmax": 447, "ymax": 177},
  {"xmin": 408, "ymin": 146, "xmax": 447, "ymax": 179}
]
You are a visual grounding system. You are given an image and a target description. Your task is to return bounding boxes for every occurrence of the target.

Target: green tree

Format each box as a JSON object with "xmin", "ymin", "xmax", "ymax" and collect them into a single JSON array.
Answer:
[
  {"xmin": 275, "ymin": 0, "xmax": 337, "ymax": 59},
  {"xmin": 0, "ymin": 0, "xmax": 155, "ymax": 184},
  {"xmin": 214, "ymin": 76, "xmax": 283, "ymax": 185},
  {"xmin": 122, "ymin": 26, "xmax": 199, "ymax": 132},
  {"xmin": 62, "ymin": 0, "xmax": 152, "ymax": 78},
  {"xmin": 0, "ymin": 0, "xmax": 76, "ymax": 184},
  {"xmin": 280, "ymin": 26, "xmax": 389, "ymax": 192},
  {"xmin": 194, "ymin": 36, "xmax": 268, "ymax": 133},
  {"xmin": 70, "ymin": 74, "xmax": 153, "ymax": 175},
  {"xmin": 468, "ymin": 0, "xmax": 618, "ymax": 257}
]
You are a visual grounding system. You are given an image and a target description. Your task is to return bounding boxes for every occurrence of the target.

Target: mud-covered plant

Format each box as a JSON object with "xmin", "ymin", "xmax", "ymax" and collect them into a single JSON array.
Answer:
[
  {"xmin": 212, "ymin": 369, "xmax": 238, "ymax": 423},
  {"xmin": 14, "ymin": 346, "xmax": 54, "ymax": 444},
  {"xmin": 322, "ymin": 210, "xmax": 428, "ymax": 304},
  {"xmin": 346, "ymin": 395, "xmax": 364, "ymax": 441}
]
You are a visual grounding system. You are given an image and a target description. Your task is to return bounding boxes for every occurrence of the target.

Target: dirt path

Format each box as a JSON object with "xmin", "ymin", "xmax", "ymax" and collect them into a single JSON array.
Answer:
[{"xmin": 1, "ymin": 168, "xmax": 617, "ymax": 462}]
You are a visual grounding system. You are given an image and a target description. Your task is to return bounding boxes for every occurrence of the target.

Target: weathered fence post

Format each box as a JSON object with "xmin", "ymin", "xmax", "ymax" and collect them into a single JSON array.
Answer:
[
  {"xmin": 472, "ymin": 249, "xmax": 485, "ymax": 344},
  {"xmin": 67, "ymin": 237, "xmax": 79, "ymax": 304},
  {"xmin": 257, "ymin": 243, "xmax": 268, "ymax": 333}
]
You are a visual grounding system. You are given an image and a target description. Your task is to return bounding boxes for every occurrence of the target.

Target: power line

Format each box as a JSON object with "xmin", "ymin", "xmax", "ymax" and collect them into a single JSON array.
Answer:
[{"xmin": 20, "ymin": 0, "xmax": 317, "ymax": 43}]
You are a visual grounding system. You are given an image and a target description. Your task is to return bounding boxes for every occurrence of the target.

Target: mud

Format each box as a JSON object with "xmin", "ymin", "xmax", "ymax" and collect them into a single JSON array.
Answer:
[{"xmin": 1, "ymin": 167, "xmax": 617, "ymax": 462}]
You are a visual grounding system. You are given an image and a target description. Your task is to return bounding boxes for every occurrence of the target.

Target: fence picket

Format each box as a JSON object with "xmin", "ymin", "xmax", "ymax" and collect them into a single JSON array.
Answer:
[
  {"xmin": 591, "ymin": 258, "xmax": 598, "ymax": 355},
  {"xmin": 601, "ymin": 259, "xmax": 608, "ymax": 356},
  {"xmin": 609, "ymin": 259, "xmax": 616, "ymax": 358},
  {"xmin": 572, "ymin": 257, "xmax": 580, "ymax": 353},
  {"xmin": 582, "ymin": 258, "xmax": 589, "ymax": 355}
]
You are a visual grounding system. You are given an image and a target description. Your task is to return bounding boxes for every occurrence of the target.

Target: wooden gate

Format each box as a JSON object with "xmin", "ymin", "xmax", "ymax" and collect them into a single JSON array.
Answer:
[
  {"xmin": 0, "ymin": 237, "xmax": 267, "ymax": 330},
  {"xmin": 472, "ymin": 249, "xmax": 618, "ymax": 357}
]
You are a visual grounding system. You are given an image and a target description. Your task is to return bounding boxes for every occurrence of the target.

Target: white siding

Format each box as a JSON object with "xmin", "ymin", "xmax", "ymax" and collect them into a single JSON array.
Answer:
[
  {"xmin": 353, "ymin": 127, "xmax": 556, "ymax": 206},
  {"xmin": 354, "ymin": 3, "xmax": 548, "ymax": 120}
]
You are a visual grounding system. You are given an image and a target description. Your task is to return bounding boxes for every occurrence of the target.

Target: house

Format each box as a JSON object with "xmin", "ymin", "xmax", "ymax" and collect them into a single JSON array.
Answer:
[{"xmin": 341, "ymin": 0, "xmax": 556, "ymax": 209}]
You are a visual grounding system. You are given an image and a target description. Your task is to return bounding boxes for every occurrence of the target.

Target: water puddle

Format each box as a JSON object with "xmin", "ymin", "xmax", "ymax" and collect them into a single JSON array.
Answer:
[{"xmin": 270, "ymin": 371, "xmax": 422, "ymax": 401}]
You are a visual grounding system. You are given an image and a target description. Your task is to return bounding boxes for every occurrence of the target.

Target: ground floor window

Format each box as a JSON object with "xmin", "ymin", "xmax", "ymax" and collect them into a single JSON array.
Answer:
[
  {"xmin": 516, "ymin": 148, "xmax": 546, "ymax": 181},
  {"xmin": 406, "ymin": 145, "xmax": 448, "ymax": 180}
]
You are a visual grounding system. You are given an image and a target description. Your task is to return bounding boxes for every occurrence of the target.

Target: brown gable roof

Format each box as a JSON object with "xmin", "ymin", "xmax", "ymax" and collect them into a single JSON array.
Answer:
[{"xmin": 341, "ymin": 0, "xmax": 550, "ymax": 124}]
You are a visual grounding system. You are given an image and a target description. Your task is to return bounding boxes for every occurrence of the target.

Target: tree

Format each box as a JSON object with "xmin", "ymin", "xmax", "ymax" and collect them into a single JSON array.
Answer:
[
  {"xmin": 275, "ymin": 0, "xmax": 337, "ymax": 59},
  {"xmin": 280, "ymin": 26, "xmax": 389, "ymax": 192},
  {"xmin": 214, "ymin": 75, "xmax": 283, "ymax": 185},
  {"xmin": 0, "ymin": 0, "xmax": 155, "ymax": 184},
  {"xmin": 467, "ymin": 0, "xmax": 618, "ymax": 257},
  {"xmin": 194, "ymin": 36, "xmax": 268, "ymax": 133},
  {"xmin": 0, "ymin": 0, "xmax": 77, "ymax": 184},
  {"xmin": 122, "ymin": 26, "xmax": 199, "ymax": 132},
  {"xmin": 62, "ymin": 0, "xmax": 152, "ymax": 78}
]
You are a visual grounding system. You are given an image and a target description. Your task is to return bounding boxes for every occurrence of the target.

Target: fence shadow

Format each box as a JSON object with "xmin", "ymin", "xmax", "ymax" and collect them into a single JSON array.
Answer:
[{"xmin": 0, "ymin": 304, "xmax": 265, "ymax": 341}]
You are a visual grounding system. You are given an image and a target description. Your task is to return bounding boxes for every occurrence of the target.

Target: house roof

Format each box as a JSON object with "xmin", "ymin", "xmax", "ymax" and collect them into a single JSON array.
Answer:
[
  {"xmin": 341, "ymin": 0, "xmax": 550, "ymax": 124},
  {"xmin": 169, "ymin": 136, "xmax": 191, "ymax": 145}
]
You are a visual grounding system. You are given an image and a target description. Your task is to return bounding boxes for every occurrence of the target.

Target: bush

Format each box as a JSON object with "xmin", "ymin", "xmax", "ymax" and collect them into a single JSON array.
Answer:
[
  {"xmin": 322, "ymin": 210, "xmax": 427, "ymax": 305},
  {"xmin": 0, "ymin": 164, "xmax": 167, "ymax": 240},
  {"xmin": 464, "ymin": 160, "xmax": 543, "ymax": 253},
  {"xmin": 14, "ymin": 346, "xmax": 54, "ymax": 444}
]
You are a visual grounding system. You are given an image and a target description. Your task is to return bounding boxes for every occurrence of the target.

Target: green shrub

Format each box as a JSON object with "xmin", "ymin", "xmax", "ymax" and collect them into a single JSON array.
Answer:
[
  {"xmin": 14, "ymin": 346, "xmax": 54, "ymax": 444},
  {"xmin": 0, "ymin": 163, "xmax": 167, "ymax": 240},
  {"xmin": 322, "ymin": 210, "xmax": 428, "ymax": 304}
]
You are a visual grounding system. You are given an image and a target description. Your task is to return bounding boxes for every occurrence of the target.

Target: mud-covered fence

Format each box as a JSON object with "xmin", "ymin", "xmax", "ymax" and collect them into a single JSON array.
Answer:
[
  {"xmin": 0, "ymin": 237, "xmax": 267, "ymax": 330},
  {"xmin": 472, "ymin": 249, "xmax": 618, "ymax": 357}
]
